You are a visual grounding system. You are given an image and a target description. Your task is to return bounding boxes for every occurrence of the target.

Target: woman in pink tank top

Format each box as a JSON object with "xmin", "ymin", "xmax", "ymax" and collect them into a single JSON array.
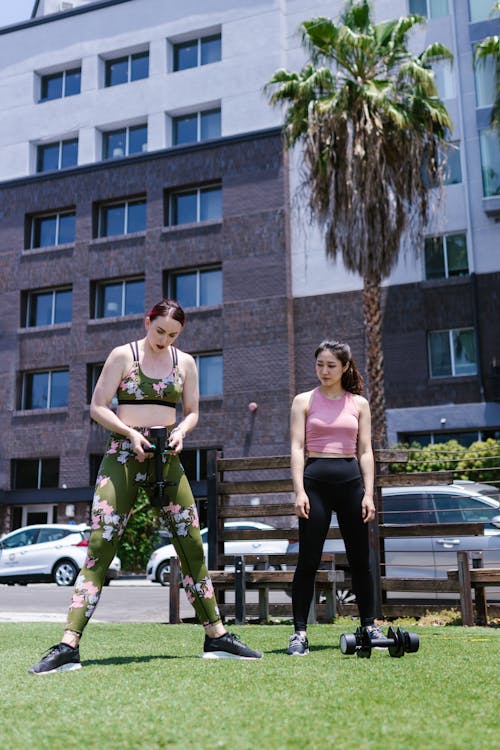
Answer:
[{"xmin": 286, "ymin": 340, "xmax": 384, "ymax": 656}]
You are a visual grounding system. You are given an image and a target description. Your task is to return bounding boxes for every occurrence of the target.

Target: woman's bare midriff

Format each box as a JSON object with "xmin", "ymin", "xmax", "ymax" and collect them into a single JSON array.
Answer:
[
  {"xmin": 307, "ymin": 452, "xmax": 356, "ymax": 459},
  {"xmin": 117, "ymin": 404, "xmax": 177, "ymax": 429}
]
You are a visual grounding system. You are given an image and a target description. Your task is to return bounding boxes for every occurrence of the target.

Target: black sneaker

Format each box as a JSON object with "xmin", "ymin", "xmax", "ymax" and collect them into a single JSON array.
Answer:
[
  {"xmin": 202, "ymin": 631, "xmax": 263, "ymax": 660},
  {"xmin": 287, "ymin": 632, "xmax": 309, "ymax": 656},
  {"xmin": 28, "ymin": 643, "xmax": 81, "ymax": 675}
]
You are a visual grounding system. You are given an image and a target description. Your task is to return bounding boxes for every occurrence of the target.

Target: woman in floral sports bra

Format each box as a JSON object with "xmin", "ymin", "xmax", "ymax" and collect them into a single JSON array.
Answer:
[
  {"xmin": 286, "ymin": 340, "xmax": 385, "ymax": 656},
  {"xmin": 29, "ymin": 299, "xmax": 262, "ymax": 674}
]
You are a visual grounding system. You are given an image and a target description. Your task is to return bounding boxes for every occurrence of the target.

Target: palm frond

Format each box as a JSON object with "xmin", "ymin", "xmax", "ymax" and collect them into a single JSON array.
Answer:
[{"xmin": 420, "ymin": 43, "xmax": 454, "ymax": 65}]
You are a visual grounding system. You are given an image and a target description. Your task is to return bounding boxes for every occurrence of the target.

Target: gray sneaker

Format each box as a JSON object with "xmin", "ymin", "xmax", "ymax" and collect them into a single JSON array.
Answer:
[
  {"xmin": 287, "ymin": 632, "xmax": 309, "ymax": 656},
  {"xmin": 365, "ymin": 625, "xmax": 386, "ymax": 648},
  {"xmin": 28, "ymin": 643, "xmax": 81, "ymax": 675}
]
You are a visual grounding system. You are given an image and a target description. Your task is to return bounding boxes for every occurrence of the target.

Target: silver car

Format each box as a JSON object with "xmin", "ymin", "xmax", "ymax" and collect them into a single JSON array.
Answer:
[
  {"xmin": 0, "ymin": 523, "xmax": 121, "ymax": 586},
  {"xmin": 287, "ymin": 484, "xmax": 500, "ymax": 601}
]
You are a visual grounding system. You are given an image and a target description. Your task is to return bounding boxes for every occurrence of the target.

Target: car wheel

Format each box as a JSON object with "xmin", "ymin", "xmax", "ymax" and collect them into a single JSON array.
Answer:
[
  {"xmin": 336, "ymin": 588, "xmax": 357, "ymax": 605},
  {"xmin": 157, "ymin": 561, "xmax": 170, "ymax": 586},
  {"xmin": 53, "ymin": 559, "xmax": 79, "ymax": 586},
  {"xmin": 103, "ymin": 578, "xmax": 111, "ymax": 586}
]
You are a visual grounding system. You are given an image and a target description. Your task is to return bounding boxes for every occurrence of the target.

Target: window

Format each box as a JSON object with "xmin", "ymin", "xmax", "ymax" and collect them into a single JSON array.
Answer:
[
  {"xmin": 102, "ymin": 124, "xmax": 147, "ymax": 159},
  {"xmin": 474, "ymin": 52, "xmax": 497, "ymax": 108},
  {"xmin": 168, "ymin": 185, "xmax": 222, "ymax": 226},
  {"xmin": 173, "ymin": 108, "xmax": 221, "ymax": 145},
  {"xmin": 24, "ymin": 288, "xmax": 72, "ymax": 327},
  {"xmin": 94, "ymin": 278, "xmax": 145, "ymax": 318},
  {"xmin": 105, "ymin": 51, "xmax": 149, "ymax": 86},
  {"xmin": 98, "ymin": 198, "xmax": 146, "ymax": 237},
  {"xmin": 195, "ymin": 353, "xmax": 223, "ymax": 396},
  {"xmin": 21, "ymin": 369, "xmax": 69, "ymax": 409},
  {"xmin": 382, "ymin": 493, "xmax": 437, "ymax": 524},
  {"xmin": 31, "ymin": 211, "xmax": 75, "ymax": 248},
  {"xmin": 182, "ymin": 448, "xmax": 212, "ymax": 481},
  {"xmin": 431, "ymin": 59, "xmax": 455, "ymax": 99},
  {"xmin": 89, "ymin": 454, "xmax": 104, "ymax": 484},
  {"xmin": 170, "ymin": 267, "xmax": 222, "ymax": 308},
  {"xmin": 424, "ymin": 233, "xmax": 468, "ymax": 279},
  {"xmin": 479, "ymin": 128, "xmax": 500, "ymax": 196},
  {"xmin": 409, "ymin": 0, "xmax": 448, "ymax": 18},
  {"xmin": 173, "ymin": 33, "xmax": 221, "ymax": 71},
  {"xmin": 433, "ymin": 493, "xmax": 500, "ymax": 524},
  {"xmin": 87, "ymin": 363, "xmax": 118, "ymax": 406},
  {"xmin": 40, "ymin": 67, "xmax": 81, "ymax": 102},
  {"xmin": 428, "ymin": 328, "xmax": 477, "ymax": 377},
  {"xmin": 469, "ymin": 0, "xmax": 495, "ymax": 22},
  {"xmin": 11, "ymin": 458, "xmax": 59, "ymax": 489},
  {"xmin": 37, "ymin": 138, "xmax": 78, "ymax": 173},
  {"xmin": 442, "ymin": 142, "xmax": 462, "ymax": 185}
]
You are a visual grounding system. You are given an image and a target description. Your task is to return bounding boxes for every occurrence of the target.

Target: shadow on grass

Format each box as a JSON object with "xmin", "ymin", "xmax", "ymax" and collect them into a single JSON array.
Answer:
[
  {"xmin": 82, "ymin": 653, "xmax": 196, "ymax": 667},
  {"xmin": 266, "ymin": 643, "xmax": 338, "ymax": 655}
]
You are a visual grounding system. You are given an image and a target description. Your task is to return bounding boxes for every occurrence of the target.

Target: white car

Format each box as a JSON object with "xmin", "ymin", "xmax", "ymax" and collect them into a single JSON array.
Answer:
[
  {"xmin": 0, "ymin": 523, "xmax": 121, "ymax": 586},
  {"xmin": 146, "ymin": 521, "xmax": 289, "ymax": 585}
]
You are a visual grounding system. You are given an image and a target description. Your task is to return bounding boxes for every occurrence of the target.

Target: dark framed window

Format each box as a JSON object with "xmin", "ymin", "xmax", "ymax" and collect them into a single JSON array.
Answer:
[
  {"xmin": 25, "ymin": 288, "xmax": 72, "ymax": 327},
  {"xmin": 479, "ymin": 128, "xmax": 500, "ymax": 197},
  {"xmin": 11, "ymin": 458, "xmax": 59, "ymax": 489},
  {"xmin": 89, "ymin": 454, "xmax": 105, "ymax": 484},
  {"xmin": 168, "ymin": 184, "xmax": 221, "ymax": 226},
  {"xmin": 424, "ymin": 233, "xmax": 468, "ymax": 279},
  {"xmin": 102, "ymin": 124, "xmax": 147, "ymax": 159},
  {"xmin": 31, "ymin": 211, "xmax": 75, "ymax": 248},
  {"xmin": 409, "ymin": 0, "xmax": 448, "ymax": 17},
  {"xmin": 105, "ymin": 51, "xmax": 149, "ymax": 87},
  {"xmin": 98, "ymin": 198, "xmax": 146, "ymax": 237},
  {"xmin": 173, "ymin": 108, "xmax": 221, "ymax": 145},
  {"xmin": 428, "ymin": 328, "xmax": 477, "ymax": 377},
  {"xmin": 195, "ymin": 353, "xmax": 223, "ymax": 396},
  {"xmin": 37, "ymin": 138, "xmax": 78, "ymax": 172},
  {"xmin": 87, "ymin": 363, "xmax": 119, "ymax": 406},
  {"xmin": 94, "ymin": 278, "xmax": 145, "ymax": 318},
  {"xmin": 170, "ymin": 267, "xmax": 222, "ymax": 308},
  {"xmin": 21, "ymin": 369, "xmax": 69, "ymax": 409},
  {"xmin": 173, "ymin": 33, "xmax": 221, "ymax": 71},
  {"xmin": 40, "ymin": 67, "xmax": 81, "ymax": 101}
]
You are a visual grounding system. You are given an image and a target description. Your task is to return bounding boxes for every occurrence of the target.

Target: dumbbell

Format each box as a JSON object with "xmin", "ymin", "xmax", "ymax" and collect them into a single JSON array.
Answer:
[{"xmin": 339, "ymin": 626, "xmax": 420, "ymax": 658}]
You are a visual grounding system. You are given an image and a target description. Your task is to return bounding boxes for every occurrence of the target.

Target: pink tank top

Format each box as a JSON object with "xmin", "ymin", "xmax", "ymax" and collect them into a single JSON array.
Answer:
[{"xmin": 305, "ymin": 389, "xmax": 359, "ymax": 455}]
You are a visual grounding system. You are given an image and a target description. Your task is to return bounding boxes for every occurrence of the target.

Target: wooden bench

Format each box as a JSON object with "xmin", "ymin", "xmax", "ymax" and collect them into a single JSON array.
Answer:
[
  {"xmin": 166, "ymin": 450, "xmax": 499, "ymax": 623},
  {"xmin": 447, "ymin": 551, "xmax": 500, "ymax": 626}
]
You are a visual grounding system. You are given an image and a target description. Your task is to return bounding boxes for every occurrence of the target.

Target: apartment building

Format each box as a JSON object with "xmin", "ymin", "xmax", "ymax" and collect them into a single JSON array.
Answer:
[{"xmin": 0, "ymin": 0, "xmax": 499, "ymax": 532}]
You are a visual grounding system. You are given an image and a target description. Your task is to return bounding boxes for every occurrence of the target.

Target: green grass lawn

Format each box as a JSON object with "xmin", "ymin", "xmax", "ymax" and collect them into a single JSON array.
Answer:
[{"xmin": 1, "ymin": 620, "xmax": 498, "ymax": 750}]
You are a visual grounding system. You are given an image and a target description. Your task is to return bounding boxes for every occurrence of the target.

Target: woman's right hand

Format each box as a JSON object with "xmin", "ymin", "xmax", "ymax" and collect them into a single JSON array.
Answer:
[
  {"xmin": 294, "ymin": 490, "xmax": 310, "ymax": 519},
  {"xmin": 127, "ymin": 429, "xmax": 153, "ymax": 458}
]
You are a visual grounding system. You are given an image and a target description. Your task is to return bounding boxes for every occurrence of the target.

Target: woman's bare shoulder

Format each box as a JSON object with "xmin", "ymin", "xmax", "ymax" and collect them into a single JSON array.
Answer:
[
  {"xmin": 352, "ymin": 393, "xmax": 369, "ymax": 411},
  {"xmin": 292, "ymin": 389, "xmax": 316, "ymax": 409}
]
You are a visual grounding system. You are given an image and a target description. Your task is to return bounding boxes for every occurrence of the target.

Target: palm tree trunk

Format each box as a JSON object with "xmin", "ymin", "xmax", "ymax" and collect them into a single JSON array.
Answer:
[{"xmin": 362, "ymin": 277, "xmax": 388, "ymax": 449}]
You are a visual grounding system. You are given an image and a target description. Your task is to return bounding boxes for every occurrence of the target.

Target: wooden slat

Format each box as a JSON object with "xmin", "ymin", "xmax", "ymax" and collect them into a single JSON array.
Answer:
[
  {"xmin": 222, "ymin": 527, "xmax": 343, "ymax": 540},
  {"xmin": 447, "ymin": 568, "xmax": 500, "ymax": 584},
  {"xmin": 210, "ymin": 570, "xmax": 341, "ymax": 584},
  {"xmin": 381, "ymin": 577, "xmax": 460, "ymax": 593},
  {"xmin": 219, "ymin": 552, "xmax": 341, "ymax": 565},
  {"xmin": 219, "ymin": 479, "xmax": 293, "ymax": 495},
  {"xmin": 218, "ymin": 503, "xmax": 295, "ymax": 517},
  {"xmin": 376, "ymin": 471, "xmax": 453, "ymax": 487},
  {"xmin": 216, "ymin": 449, "xmax": 409, "ymax": 473},
  {"xmin": 217, "ymin": 456, "xmax": 291, "ymax": 471},
  {"xmin": 380, "ymin": 522, "xmax": 484, "ymax": 537}
]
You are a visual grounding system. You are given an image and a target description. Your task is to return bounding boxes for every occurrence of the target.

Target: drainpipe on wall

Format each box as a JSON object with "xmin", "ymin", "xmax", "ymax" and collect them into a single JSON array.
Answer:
[{"xmin": 470, "ymin": 272, "xmax": 486, "ymax": 401}]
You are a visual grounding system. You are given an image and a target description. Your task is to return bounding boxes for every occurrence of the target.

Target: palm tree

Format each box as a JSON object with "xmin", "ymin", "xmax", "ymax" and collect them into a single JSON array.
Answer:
[
  {"xmin": 265, "ymin": 0, "xmax": 452, "ymax": 446},
  {"xmin": 474, "ymin": 1, "xmax": 500, "ymax": 131}
]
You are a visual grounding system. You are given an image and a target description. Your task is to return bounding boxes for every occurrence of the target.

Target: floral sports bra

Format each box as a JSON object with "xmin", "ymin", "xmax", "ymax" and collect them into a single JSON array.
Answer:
[{"xmin": 117, "ymin": 341, "xmax": 183, "ymax": 408}]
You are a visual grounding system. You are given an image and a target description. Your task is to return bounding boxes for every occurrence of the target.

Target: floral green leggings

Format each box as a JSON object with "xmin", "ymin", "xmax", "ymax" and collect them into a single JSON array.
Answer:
[{"xmin": 66, "ymin": 430, "xmax": 221, "ymax": 634}]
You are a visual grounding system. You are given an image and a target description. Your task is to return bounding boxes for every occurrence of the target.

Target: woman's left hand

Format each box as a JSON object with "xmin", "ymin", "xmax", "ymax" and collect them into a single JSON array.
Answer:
[
  {"xmin": 168, "ymin": 427, "xmax": 185, "ymax": 454},
  {"xmin": 361, "ymin": 494, "xmax": 376, "ymax": 523}
]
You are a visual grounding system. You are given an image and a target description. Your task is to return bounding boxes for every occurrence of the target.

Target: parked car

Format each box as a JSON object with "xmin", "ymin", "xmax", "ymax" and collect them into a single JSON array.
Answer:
[
  {"xmin": 146, "ymin": 521, "xmax": 289, "ymax": 585},
  {"xmin": 287, "ymin": 484, "xmax": 500, "ymax": 601},
  {"xmin": 0, "ymin": 523, "xmax": 121, "ymax": 586}
]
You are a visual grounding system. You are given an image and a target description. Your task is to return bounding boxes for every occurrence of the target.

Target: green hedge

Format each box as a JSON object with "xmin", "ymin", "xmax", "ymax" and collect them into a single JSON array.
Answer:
[{"xmin": 389, "ymin": 438, "xmax": 500, "ymax": 485}]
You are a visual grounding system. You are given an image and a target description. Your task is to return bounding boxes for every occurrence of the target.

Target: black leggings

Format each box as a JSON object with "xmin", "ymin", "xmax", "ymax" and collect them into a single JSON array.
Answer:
[{"xmin": 292, "ymin": 457, "xmax": 375, "ymax": 631}]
